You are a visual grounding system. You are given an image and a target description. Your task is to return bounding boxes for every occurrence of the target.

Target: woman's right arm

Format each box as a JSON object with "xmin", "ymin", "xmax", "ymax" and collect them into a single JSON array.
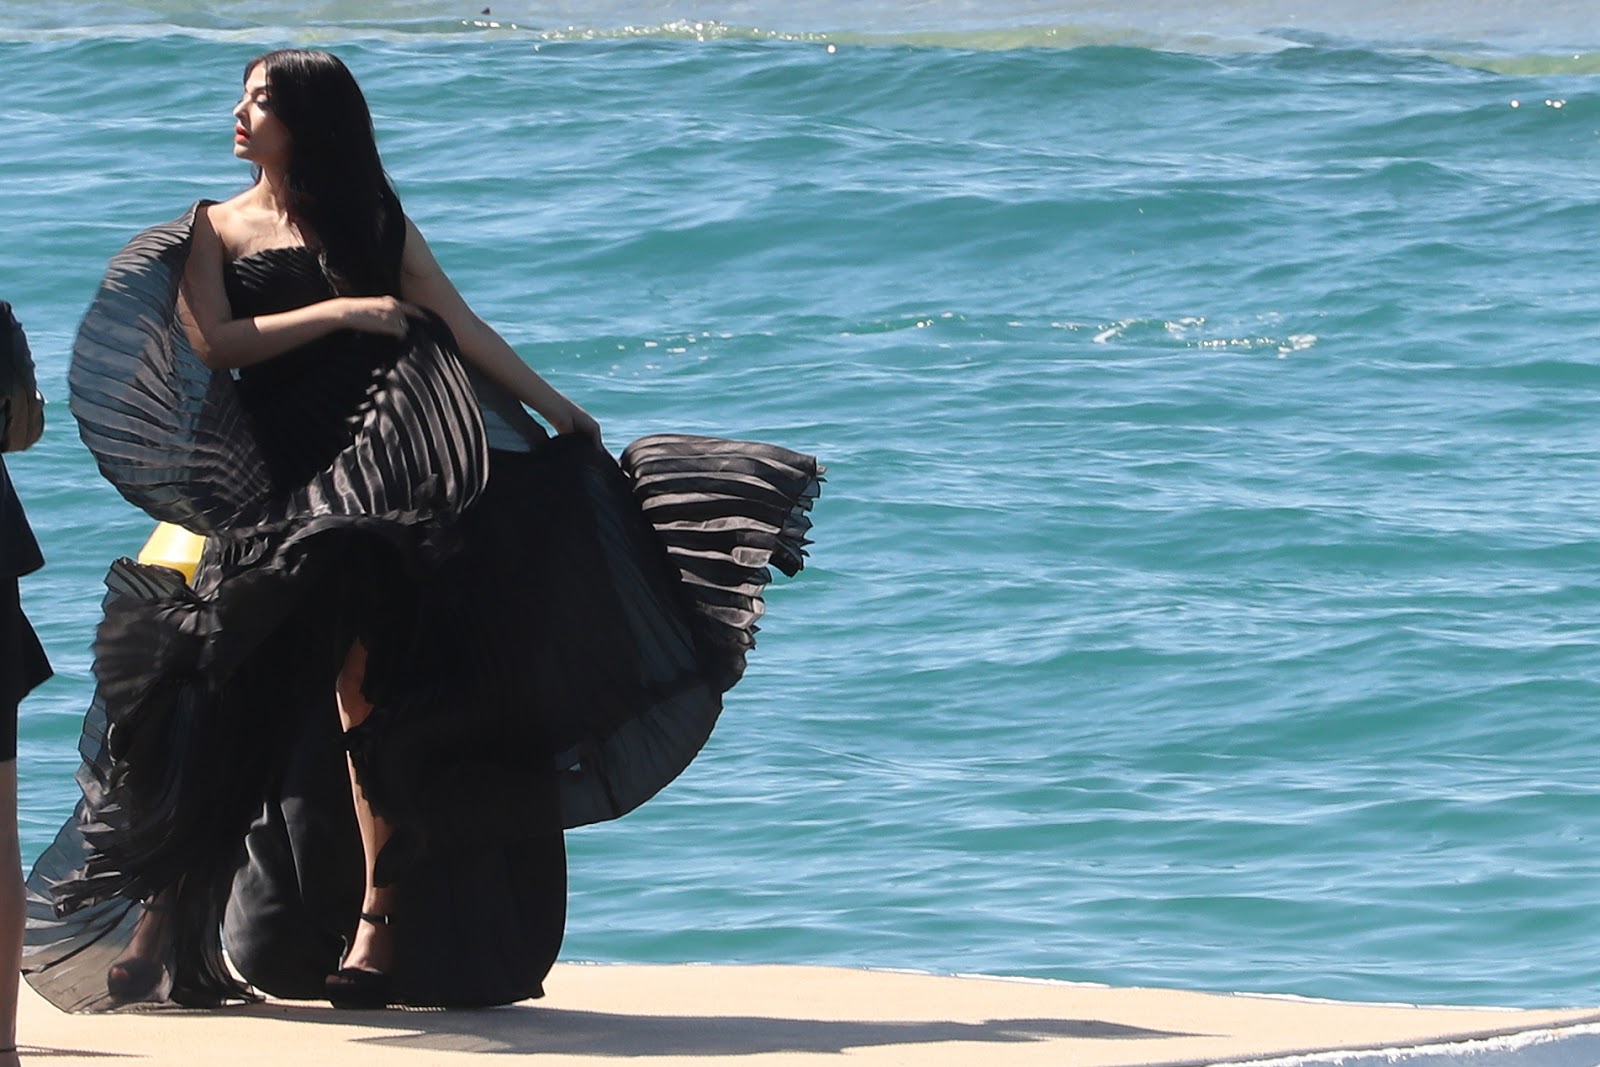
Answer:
[{"xmin": 178, "ymin": 205, "xmax": 416, "ymax": 370}]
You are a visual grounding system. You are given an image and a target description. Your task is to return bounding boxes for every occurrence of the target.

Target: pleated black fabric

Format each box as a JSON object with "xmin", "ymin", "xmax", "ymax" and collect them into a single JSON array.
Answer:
[
  {"xmin": 24, "ymin": 205, "xmax": 822, "ymax": 1013},
  {"xmin": 68, "ymin": 204, "xmax": 487, "ymax": 540}
]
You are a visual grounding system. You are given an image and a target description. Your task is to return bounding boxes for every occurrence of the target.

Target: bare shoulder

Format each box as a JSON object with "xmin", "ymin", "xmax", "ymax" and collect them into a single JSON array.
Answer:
[
  {"xmin": 397, "ymin": 215, "xmax": 474, "ymax": 316},
  {"xmin": 204, "ymin": 189, "xmax": 298, "ymax": 259},
  {"xmin": 399, "ymin": 214, "xmax": 444, "ymax": 277},
  {"xmin": 200, "ymin": 195, "xmax": 245, "ymax": 249},
  {"xmin": 401, "ymin": 214, "xmax": 432, "ymax": 256},
  {"xmin": 182, "ymin": 203, "xmax": 226, "ymax": 280}
]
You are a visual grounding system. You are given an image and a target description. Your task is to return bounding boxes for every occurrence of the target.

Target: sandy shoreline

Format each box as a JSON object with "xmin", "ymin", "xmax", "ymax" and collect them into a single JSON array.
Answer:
[{"xmin": 13, "ymin": 963, "xmax": 1600, "ymax": 1066}]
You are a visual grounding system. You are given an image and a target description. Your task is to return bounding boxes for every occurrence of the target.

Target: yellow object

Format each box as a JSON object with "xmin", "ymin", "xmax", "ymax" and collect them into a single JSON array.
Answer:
[{"xmin": 137, "ymin": 522, "xmax": 205, "ymax": 582}]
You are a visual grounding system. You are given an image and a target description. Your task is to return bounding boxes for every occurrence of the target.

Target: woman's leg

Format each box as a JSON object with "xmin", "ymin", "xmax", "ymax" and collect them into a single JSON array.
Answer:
[
  {"xmin": 104, "ymin": 891, "xmax": 172, "ymax": 1002},
  {"xmin": 0, "ymin": 758, "xmax": 19, "ymax": 1066},
  {"xmin": 334, "ymin": 640, "xmax": 396, "ymax": 976}
]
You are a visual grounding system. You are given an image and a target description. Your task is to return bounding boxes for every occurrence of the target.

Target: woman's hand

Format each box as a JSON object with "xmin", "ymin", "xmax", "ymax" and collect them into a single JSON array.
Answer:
[
  {"xmin": 548, "ymin": 399, "xmax": 603, "ymax": 449},
  {"xmin": 338, "ymin": 296, "xmax": 426, "ymax": 338}
]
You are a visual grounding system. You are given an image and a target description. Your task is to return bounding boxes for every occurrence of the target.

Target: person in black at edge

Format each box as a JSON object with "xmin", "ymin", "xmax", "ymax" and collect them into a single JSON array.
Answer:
[{"xmin": 0, "ymin": 302, "xmax": 52, "ymax": 1066}]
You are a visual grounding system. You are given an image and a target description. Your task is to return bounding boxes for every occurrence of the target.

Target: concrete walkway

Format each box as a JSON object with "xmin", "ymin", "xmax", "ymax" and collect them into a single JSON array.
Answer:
[{"xmin": 15, "ymin": 963, "xmax": 1600, "ymax": 1066}]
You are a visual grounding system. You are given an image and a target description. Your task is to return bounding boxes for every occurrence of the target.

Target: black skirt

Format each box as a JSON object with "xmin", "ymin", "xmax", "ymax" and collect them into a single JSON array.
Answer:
[{"xmin": 0, "ymin": 574, "xmax": 50, "ymax": 761}]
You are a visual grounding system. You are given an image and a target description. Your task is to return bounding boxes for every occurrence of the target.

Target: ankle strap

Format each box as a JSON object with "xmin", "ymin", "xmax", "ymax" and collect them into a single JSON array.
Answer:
[{"xmin": 359, "ymin": 912, "xmax": 394, "ymax": 926}]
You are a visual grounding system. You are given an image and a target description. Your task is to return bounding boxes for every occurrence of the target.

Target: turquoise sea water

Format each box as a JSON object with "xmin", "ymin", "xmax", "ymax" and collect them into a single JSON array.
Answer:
[{"xmin": 5, "ymin": 0, "xmax": 1600, "ymax": 1012}]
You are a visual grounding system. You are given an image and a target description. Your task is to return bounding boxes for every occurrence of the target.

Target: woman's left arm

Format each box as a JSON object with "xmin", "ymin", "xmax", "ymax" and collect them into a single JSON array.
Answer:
[{"xmin": 399, "ymin": 218, "xmax": 601, "ymax": 446}]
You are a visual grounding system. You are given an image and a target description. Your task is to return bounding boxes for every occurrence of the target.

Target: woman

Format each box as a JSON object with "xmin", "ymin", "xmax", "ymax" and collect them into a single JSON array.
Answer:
[
  {"xmin": 24, "ymin": 49, "xmax": 820, "ymax": 1012},
  {"xmin": 1, "ymin": 302, "xmax": 52, "ymax": 1064}
]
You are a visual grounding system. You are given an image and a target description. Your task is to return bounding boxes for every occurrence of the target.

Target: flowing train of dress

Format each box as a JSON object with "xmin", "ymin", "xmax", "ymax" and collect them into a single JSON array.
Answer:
[{"xmin": 22, "ymin": 204, "xmax": 822, "ymax": 1012}]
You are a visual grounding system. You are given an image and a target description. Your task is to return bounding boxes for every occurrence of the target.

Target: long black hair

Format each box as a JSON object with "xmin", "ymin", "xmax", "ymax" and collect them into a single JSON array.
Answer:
[{"xmin": 248, "ymin": 49, "xmax": 405, "ymax": 296}]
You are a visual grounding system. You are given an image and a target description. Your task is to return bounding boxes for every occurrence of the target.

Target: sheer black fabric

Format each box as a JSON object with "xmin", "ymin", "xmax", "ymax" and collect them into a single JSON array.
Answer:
[{"xmin": 25, "ymin": 206, "xmax": 822, "ymax": 1012}]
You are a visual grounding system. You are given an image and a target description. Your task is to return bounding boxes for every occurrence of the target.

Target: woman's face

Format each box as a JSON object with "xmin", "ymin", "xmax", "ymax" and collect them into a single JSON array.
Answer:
[{"xmin": 232, "ymin": 63, "xmax": 290, "ymax": 169}]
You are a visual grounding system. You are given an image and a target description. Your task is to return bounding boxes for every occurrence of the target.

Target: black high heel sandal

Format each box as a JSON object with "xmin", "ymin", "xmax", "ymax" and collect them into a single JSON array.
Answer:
[
  {"xmin": 106, "ymin": 899, "xmax": 172, "ymax": 1002},
  {"xmin": 325, "ymin": 911, "xmax": 395, "ymax": 1010}
]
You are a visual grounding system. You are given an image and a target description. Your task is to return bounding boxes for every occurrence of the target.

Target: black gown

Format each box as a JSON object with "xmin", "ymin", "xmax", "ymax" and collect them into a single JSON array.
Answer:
[{"xmin": 22, "ymin": 204, "xmax": 822, "ymax": 1012}]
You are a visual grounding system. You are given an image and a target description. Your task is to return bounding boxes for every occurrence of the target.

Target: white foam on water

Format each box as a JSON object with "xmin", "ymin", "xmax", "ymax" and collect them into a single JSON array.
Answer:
[
  {"xmin": 1218, "ymin": 1021, "xmax": 1600, "ymax": 1067},
  {"xmin": 3, "ymin": 0, "xmax": 1598, "ymax": 52}
]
